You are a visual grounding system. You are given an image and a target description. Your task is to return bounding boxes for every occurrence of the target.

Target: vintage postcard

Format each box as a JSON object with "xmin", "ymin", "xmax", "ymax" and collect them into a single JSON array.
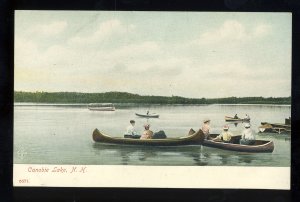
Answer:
[{"xmin": 13, "ymin": 11, "xmax": 291, "ymax": 189}]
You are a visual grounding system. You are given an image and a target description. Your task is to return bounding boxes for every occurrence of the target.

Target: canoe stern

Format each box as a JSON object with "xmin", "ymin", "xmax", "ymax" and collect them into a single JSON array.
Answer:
[
  {"xmin": 92, "ymin": 128, "xmax": 104, "ymax": 142},
  {"xmin": 203, "ymin": 139, "xmax": 274, "ymax": 153},
  {"xmin": 187, "ymin": 129, "xmax": 205, "ymax": 144}
]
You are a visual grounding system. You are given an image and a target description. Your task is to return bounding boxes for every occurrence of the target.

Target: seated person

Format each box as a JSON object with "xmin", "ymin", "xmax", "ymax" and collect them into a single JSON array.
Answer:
[
  {"xmin": 213, "ymin": 125, "xmax": 232, "ymax": 143},
  {"xmin": 245, "ymin": 114, "xmax": 250, "ymax": 120},
  {"xmin": 201, "ymin": 119, "xmax": 211, "ymax": 139},
  {"xmin": 234, "ymin": 114, "xmax": 239, "ymax": 119},
  {"xmin": 240, "ymin": 123, "xmax": 256, "ymax": 145},
  {"xmin": 140, "ymin": 124, "xmax": 153, "ymax": 139},
  {"xmin": 124, "ymin": 120, "xmax": 140, "ymax": 138}
]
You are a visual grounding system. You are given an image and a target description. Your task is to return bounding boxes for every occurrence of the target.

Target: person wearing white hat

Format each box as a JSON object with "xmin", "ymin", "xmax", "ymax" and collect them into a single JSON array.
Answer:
[
  {"xmin": 140, "ymin": 124, "xmax": 154, "ymax": 139},
  {"xmin": 244, "ymin": 114, "xmax": 250, "ymax": 120},
  {"xmin": 213, "ymin": 125, "xmax": 232, "ymax": 143},
  {"xmin": 240, "ymin": 123, "xmax": 256, "ymax": 145},
  {"xmin": 201, "ymin": 119, "xmax": 211, "ymax": 139}
]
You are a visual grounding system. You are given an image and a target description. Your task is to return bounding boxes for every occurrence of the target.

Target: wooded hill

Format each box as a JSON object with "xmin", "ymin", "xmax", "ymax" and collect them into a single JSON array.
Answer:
[{"xmin": 14, "ymin": 91, "xmax": 291, "ymax": 105}]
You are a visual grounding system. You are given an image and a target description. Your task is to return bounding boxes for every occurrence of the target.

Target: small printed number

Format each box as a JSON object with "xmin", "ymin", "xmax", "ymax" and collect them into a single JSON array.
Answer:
[{"xmin": 19, "ymin": 179, "xmax": 29, "ymax": 183}]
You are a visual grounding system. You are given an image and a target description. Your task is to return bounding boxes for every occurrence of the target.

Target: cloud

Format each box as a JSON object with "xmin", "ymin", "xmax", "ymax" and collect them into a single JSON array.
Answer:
[
  {"xmin": 14, "ymin": 14, "xmax": 288, "ymax": 98},
  {"xmin": 190, "ymin": 60, "xmax": 284, "ymax": 82},
  {"xmin": 101, "ymin": 50, "xmax": 188, "ymax": 80},
  {"xmin": 253, "ymin": 24, "xmax": 271, "ymax": 37},
  {"xmin": 69, "ymin": 19, "xmax": 135, "ymax": 46},
  {"xmin": 15, "ymin": 37, "xmax": 39, "ymax": 68},
  {"xmin": 107, "ymin": 41, "xmax": 161, "ymax": 60},
  {"xmin": 28, "ymin": 21, "xmax": 67, "ymax": 36},
  {"xmin": 196, "ymin": 20, "xmax": 271, "ymax": 45}
]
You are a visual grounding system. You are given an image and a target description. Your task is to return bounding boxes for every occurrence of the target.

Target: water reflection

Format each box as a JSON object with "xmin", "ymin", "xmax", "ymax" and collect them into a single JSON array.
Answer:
[
  {"xmin": 92, "ymin": 143, "xmax": 277, "ymax": 166},
  {"xmin": 238, "ymin": 155, "xmax": 254, "ymax": 164},
  {"xmin": 191, "ymin": 147, "xmax": 209, "ymax": 166},
  {"xmin": 217, "ymin": 154, "xmax": 231, "ymax": 165},
  {"xmin": 226, "ymin": 121, "xmax": 249, "ymax": 127},
  {"xmin": 92, "ymin": 143, "xmax": 205, "ymax": 166},
  {"xmin": 228, "ymin": 122, "xmax": 239, "ymax": 127},
  {"xmin": 199, "ymin": 146, "xmax": 275, "ymax": 166}
]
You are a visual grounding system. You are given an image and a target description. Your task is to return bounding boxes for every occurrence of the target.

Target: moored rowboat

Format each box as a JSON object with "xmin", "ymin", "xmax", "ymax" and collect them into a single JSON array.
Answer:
[
  {"xmin": 259, "ymin": 122, "xmax": 291, "ymax": 134},
  {"xmin": 88, "ymin": 103, "xmax": 115, "ymax": 111},
  {"xmin": 189, "ymin": 129, "xmax": 274, "ymax": 153},
  {"xmin": 92, "ymin": 128, "xmax": 205, "ymax": 146},
  {"xmin": 89, "ymin": 107, "xmax": 115, "ymax": 111},
  {"xmin": 135, "ymin": 113, "xmax": 159, "ymax": 118},
  {"xmin": 260, "ymin": 122, "xmax": 291, "ymax": 129}
]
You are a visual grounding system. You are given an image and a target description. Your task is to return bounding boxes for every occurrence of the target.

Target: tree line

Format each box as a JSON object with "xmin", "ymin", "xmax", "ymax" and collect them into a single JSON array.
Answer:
[{"xmin": 14, "ymin": 91, "xmax": 291, "ymax": 105}]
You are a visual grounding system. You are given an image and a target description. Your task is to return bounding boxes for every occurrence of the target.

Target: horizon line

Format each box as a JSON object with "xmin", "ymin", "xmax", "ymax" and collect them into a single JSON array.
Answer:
[{"xmin": 14, "ymin": 90, "xmax": 291, "ymax": 100}]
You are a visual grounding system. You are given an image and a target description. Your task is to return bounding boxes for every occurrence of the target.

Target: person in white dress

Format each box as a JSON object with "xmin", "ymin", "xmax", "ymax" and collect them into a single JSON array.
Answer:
[
  {"xmin": 240, "ymin": 123, "xmax": 255, "ymax": 145},
  {"xmin": 124, "ymin": 120, "xmax": 139, "ymax": 137}
]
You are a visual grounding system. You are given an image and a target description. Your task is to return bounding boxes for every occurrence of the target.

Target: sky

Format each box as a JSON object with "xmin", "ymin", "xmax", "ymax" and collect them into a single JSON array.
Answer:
[{"xmin": 14, "ymin": 11, "xmax": 291, "ymax": 98}]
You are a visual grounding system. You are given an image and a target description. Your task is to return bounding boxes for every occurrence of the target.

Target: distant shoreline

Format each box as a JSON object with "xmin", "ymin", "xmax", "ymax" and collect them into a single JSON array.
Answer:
[
  {"xmin": 14, "ymin": 91, "xmax": 291, "ymax": 105},
  {"xmin": 13, "ymin": 102, "xmax": 291, "ymax": 107}
]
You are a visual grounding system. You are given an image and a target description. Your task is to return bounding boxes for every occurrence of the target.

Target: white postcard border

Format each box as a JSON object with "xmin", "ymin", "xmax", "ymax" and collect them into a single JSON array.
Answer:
[{"xmin": 13, "ymin": 164, "xmax": 290, "ymax": 189}]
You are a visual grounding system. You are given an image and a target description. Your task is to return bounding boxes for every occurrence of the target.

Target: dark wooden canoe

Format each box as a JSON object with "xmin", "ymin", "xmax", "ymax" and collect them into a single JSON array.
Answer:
[
  {"xmin": 259, "ymin": 122, "xmax": 291, "ymax": 134},
  {"xmin": 189, "ymin": 129, "xmax": 274, "ymax": 153},
  {"xmin": 135, "ymin": 113, "xmax": 159, "ymax": 118},
  {"xmin": 93, "ymin": 128, "xmax": 205, "ymax": 146},
  {"xmin": 225, "ymin": 116, "xmax": 250, "ymax": 122},
  {"xmin": 261, "ymin": 122, "xmax": 291, "ymax": 129}
]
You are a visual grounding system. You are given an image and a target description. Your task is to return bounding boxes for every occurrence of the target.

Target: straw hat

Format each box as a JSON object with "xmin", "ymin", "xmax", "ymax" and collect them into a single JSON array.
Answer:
[
  {"xmin": 203, "ymin": 119, "xmax": 210, "ymax": 123},
  {"xmin": 223, "ymin": 125, "xmax": 229, "ymax": 130}
]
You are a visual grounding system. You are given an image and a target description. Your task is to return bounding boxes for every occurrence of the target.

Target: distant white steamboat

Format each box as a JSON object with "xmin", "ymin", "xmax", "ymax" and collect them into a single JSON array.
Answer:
[{"xmin": 87, "ymin": 103, "xmax": 115, "ymax": 111}]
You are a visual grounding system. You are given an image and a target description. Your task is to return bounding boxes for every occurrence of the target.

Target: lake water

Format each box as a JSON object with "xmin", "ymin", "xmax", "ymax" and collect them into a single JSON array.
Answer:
[{"xmin": 14, "ymin": 103, "xmax": 291, "ymax": 166}]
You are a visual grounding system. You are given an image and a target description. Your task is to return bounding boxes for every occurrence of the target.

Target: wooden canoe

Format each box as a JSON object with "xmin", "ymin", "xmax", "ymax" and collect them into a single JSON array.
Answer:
[
  {"xmin": 135, "ymin": 113, "xmax": 159, "ymax": 118},
  {"xmin": 260, "ymin": 122, "xmax": 291, "ymax": 129},
  {"xmin": 92, "ymin": 128, "xmax": 205, "ymax": 146},
  {"xmin": 189, "ymin": 129, "xmax": 274, "ymax": 153},
  {"xmin": 259, "ymin": 122, "xmax": 291, "ymax": 134},
  {"xmin": 225, "ymin": 116, "xmax": 250, "ymax": 122}
]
